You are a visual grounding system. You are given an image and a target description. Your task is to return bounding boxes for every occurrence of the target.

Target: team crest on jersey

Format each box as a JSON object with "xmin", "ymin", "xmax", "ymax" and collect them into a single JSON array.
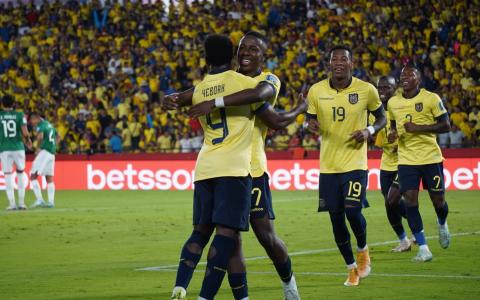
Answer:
[
  {"xmin": 348, "ymin": 93, "xmax": 359, "ymax": 104},
  {"xmin": 415, "ymin": 102, "xmax": 423, "ymax": 112}
]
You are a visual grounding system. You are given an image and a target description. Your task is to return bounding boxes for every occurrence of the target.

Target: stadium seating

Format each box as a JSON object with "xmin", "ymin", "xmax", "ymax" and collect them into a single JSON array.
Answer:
[{"xmin": 0, "ymin": 0, "xmax": 478, "ymax": 153}]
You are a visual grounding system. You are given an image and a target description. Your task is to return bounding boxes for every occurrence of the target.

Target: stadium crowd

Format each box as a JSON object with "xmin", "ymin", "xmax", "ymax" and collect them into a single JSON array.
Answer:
[{"xmin": 0, "ymin": 0, "xmax": 479, "ymax": 153}]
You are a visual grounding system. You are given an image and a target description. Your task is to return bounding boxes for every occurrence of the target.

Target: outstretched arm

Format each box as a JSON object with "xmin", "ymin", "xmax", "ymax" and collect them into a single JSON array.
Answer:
[
  {"xmin": 188, "ymin": 82, "xmax": 275, "ymax": 118},
  {"xmin": 257, "ymin": 94, "xmax": 308, "ymax": 130},
  {"xmin": 162, "ymin": 87, "xmax": 194, "ymax": 110},
  {"xmin": 404, "ymin": 113, "xmax": 451, "ymax": 134}
]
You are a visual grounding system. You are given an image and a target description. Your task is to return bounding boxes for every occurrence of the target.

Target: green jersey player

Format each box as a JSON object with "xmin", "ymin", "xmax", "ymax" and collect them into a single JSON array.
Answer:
[
  {"xmin": 29, "ymin": 112, "xmax": 59, "ymax": 208},
  {"xmin": 0, "ymin": 95, "xmax": 32, "ymax": 210}
]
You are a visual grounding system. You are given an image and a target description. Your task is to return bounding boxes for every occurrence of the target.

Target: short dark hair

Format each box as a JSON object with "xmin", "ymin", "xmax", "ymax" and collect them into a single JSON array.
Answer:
[
  {"xmin": 329, "ymin": 45, "xmax": 353, "ymax": 59},
  {"xmin": 30, "ymin": 111, "xmax": 41, "ymax": 119},
  {"xmin": 1, "ymin": 94, "xmax": 14, "ymax": 108},
  {"xmin": 204, "ymin": 34, "xmax": 234, "ymax": 67},
  {"xmin": 403, "ymin": 62, "xmax": 421, "ymax": 77},
  {"xmin": 244, "ymin": 31, "xmax": 268, "ymax": 46}
]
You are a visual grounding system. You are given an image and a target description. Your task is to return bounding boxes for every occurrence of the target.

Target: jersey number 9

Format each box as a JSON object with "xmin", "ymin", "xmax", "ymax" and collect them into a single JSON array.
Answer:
[
  {"xmin": 206, "ymin": 108, "xmax": 229, "ymax": 144},
  {"xmin": 1, "ymin": 120, "xmax": 17, "ymax": 138}
]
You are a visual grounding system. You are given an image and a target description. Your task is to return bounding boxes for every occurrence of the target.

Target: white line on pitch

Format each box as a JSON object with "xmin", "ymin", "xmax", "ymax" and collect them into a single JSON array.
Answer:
[
  {"xmin": 136, "ymin": 231, "xmax": 480, "ymax": 271},
  {"xmin": 143, "ymin": 269, "xmax": 480, "ymax": 280}
]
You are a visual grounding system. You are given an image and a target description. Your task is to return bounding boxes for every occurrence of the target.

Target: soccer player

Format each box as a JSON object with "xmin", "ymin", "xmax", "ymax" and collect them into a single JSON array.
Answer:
[
  {"xmin": 171, "ymin": 34, "xmax": 264, "ymax": 300},
  {"xmin": 29, "ymin": 112, "xmax": 59, "ymax": 208},
  {"xmin": 306, "ymin": 45, "xmax": 386, "ymax": 286},
  {"xmin": 0, "ymin": 95, "xmax": 32, "ymax": 210},
  {"xmin": 376, "ymin": 76, "xmax": 411, "ymax": 252},
  {"xmin": 387, "ymin": 65, "xmax": 451, "ymax": 262},
  {"xmin": 168, "ymin": 32, "xmax": 305, "ymax": 300}
]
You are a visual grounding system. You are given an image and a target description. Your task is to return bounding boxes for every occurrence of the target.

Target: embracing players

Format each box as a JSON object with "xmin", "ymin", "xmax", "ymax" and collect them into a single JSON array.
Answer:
[
  {"xmin": 0, "ymin": 95, "xmax": 32, "ymax": 210},
  {"xmin": 376, "ymin": 76, "xmax": 411, "ymax": 252},
  {"xmin": 306, "ymin": 45, "xmax": 386, "ymax": 286},
  {"xmin": 168, "ymin": 32, "xmax": 305, "ymax": 300},
  {"xmin": 388, "ymin": 65, "xmax": 451, "ymax": 262},
  {"xmin": 29, "ymin": 112, "xmax": 59, "ymax": 208}
]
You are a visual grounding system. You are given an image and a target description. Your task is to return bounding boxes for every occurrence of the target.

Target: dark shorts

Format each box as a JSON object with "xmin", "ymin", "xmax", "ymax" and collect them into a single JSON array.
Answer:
[
  {"xmin": 380, "ymin": 170, "xmax": 399, "ymax": 197},
  {"xmin": 398, "ymin": 163, "xmax": 445, "ymax": 195},
  {"xmin": 250, "ymin": 173, "xmax": 275, "ymax": 220},
  {"xmin": 318, "ymin": 170, "xmax": 369, "ymax": 213},
  {"xmin": 193, "ymin": 176, "xmax": 252, "ymax": 231}
]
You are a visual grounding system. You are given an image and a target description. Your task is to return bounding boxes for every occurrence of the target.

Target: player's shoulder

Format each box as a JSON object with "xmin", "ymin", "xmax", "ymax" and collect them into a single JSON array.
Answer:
[
  {"xmin": 256, "ymin": 71, "xmax": 280, "ymax": 84},
  {"xmin": 352, "ymin": 77, "xmax": 376, "ymax": 91},
  {"xmin": 420, "ymin": 88, "xmax": 441, "ymax": 101},
  {"xmin": 227, "ymin": 70, "xmax": 258, "ymax": 87},
  {"xmin": 308, "ymin": 78, "xmax": 329, "ymax": 93},
  {"xmin": 388, "ymin": 94, "xmax": 402, "ymax": 107}
]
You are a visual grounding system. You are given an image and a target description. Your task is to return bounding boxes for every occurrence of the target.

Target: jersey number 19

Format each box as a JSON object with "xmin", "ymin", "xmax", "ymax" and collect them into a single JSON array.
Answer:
[{"xmin": 1, "ymin": 120, "xmax": 17, "ymax": 138}]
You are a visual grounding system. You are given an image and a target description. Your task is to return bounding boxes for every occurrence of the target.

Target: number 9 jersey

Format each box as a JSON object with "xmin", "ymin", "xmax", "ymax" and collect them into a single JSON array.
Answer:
[
  {"xmin": 0, "ymin": 110, "xmax": 26, "ymax": 151},
  {"xmin": 306, "ymin": 77, "xmax": 382, "ymax": 173},
  {"xmin": 192, "ymin": 69, "xmax": 268, "ymax": 182}
]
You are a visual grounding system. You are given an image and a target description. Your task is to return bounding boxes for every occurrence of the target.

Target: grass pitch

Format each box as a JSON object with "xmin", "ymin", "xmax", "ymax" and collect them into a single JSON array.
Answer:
[{"xmin": 0, "ymin": 190, "xmax": 479, "ymax": 299}]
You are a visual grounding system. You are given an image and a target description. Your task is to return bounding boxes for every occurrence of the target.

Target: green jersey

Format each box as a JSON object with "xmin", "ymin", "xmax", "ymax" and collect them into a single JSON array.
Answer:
[
  {"xmin": 0, "ymin": 110, "xmax": 26, "ymax": 151},
  {"xmin": 37, "ymin": 120, "xmax": 57, "ymax": 154}
]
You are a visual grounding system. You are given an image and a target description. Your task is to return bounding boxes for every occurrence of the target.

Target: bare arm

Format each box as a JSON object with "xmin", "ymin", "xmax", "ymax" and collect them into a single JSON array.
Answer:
[
  {"xmin": 257, "ymin": 94, "xmax": 307, "ymax": 130},
  {"xmin": 21, "ymin": 125, "xmax": 32, "ymax": 150},
  {"xmin": 404, "ymin": 113, "xmax": 451, "ymax": 134},
  {"xmin": 188, "ymin": 83, "xmax": 275, "ymax": 118},
  {"xmin": 388, "ymin": 120, "xmax": 398, "ymax": 143},
  {"xmin": 162, "ymin": 87, "xmax": 194, "ymax": 110}
]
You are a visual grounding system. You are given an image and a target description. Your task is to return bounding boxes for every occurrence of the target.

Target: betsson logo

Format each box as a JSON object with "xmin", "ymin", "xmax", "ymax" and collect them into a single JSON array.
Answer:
[{"xmin": 85, "ymin": 162, "xmax": 480, "ymax": 191}]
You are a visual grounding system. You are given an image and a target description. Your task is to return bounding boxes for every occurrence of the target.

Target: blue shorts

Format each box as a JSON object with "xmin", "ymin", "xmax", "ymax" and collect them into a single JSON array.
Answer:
[
  {"xmin": 398, "ymin": 163, "xmax": 445, "ymax": 195},
  {"xmin": 250, "ymin": 173, "xmax": 275, "ymax": 220},
  {"xmin": 318, "ymin": 170, "xmax": 369, "ymax": 213},
  {"xmin": 379, "ymin": 170, "xmax": 399, "ymax": 198},
  {"xmin": 193, "ymin": 176, "xmax": 252, "ymax": 231}
]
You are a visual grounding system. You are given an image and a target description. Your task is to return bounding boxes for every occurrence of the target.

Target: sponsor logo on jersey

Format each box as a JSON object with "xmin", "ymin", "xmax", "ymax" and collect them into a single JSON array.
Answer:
[{"xmin": 348, "ymin": 93, "xmax": 359, "ymax": 104}]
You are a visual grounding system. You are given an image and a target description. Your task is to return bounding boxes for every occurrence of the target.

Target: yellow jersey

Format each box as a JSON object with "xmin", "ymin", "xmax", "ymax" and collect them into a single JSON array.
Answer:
[
  {"xmin": 307, "ymin": 77, "xmax": 382, "ymax": 173},
  {"xmin": 250, "ymin": 72, "xmax": 281, "ymax": 178},
  {"xmin": 193, "ymin": 69, "xmax": 263, "ymax": 182},
  {"xmin": 387, "ymin": 88, "xmax": 447, "ymax": 165},
  {"xmin": 372, "ymin": 110, "xmax": 398, "ymax": 171}
]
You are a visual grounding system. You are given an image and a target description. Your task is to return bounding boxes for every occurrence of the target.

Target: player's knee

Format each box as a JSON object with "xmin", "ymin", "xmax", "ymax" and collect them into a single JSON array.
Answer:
[
  {"xmin": 46, "ymin": 176, "xmax": 53, "ymax": 183},
  {"xmin": 403, "ymin": 191, "xmax": 418, "ymax": 206},
  {"xmin": 345, "ymin": 206, "xmax": 361, "ymax": 217},
  {"xmin": 258, "ymin": 230, "xmax": 277, "ymax": 252},
  {"xmin": 30, "ymin": 173, "xmax": 38, "ymax": 180}
]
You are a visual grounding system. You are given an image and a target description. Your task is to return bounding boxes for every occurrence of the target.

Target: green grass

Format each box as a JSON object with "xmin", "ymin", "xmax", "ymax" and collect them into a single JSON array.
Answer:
[{"xmin": 0, "ymin": 190, "xmax": 479, "ymax": 300}]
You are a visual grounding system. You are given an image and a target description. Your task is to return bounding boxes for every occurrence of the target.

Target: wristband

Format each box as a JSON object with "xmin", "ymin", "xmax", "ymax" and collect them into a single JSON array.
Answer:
[
  {"xmin": 214, "ymin": 97, "xmax": 225, "ymax": 108},
  {"xmin": 366, "ymin": 126, "xmax": 375, "ymax": 135}
]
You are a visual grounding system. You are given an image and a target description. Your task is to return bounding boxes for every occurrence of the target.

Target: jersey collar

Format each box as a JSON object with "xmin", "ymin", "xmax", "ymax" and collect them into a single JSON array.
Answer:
[
  {"xmin": 208, "ymin": 66, "xmax": 231, "ymax": 75},
  {"xmin": 328, "ymin": 77, "xmax": 353, "ymax": 92}
]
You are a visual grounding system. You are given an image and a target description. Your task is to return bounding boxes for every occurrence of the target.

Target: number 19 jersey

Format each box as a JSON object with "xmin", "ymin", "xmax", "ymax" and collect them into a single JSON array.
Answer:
[
  {"xmin": 0, "ymin": 110, "xmax": 26, "ymax": 151},
  {"xmin": 192, "ymin": 70, "xmax": 265, "ymax": 182},
  {"xmin": 307, "ymin": 77, "xmax": 382, "ymax": 173}
]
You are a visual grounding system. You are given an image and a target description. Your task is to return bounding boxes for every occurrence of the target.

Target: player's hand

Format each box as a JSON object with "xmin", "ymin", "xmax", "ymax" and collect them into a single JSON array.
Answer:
[
  {"xmin": 404, "ymin": 122, "xmax": 420, "ymax": 133},
  {"xmin": 188, "ymin": 100, "xmax": 215, "ymax": 118},
  {"xmin": 162, "ymin": 93, "xmax": 180, "ymax": 110},
  {"xmin": 388, "ymin": 130, "xmax": 398, "ymax": 143},
  {"xmin": 307, "ymin": 119, "xmax": 319, "ymax": 133},
  {"xmin": 349, "ymin": 129, "xmax": 370, "ymax": 143},
  {"xmin": 26, "ymin": 140, "xmax": 33, "ymax": 150},
  {"xmin": 295, "ymin": 93, "xmax": 308, "ymax": 113}
]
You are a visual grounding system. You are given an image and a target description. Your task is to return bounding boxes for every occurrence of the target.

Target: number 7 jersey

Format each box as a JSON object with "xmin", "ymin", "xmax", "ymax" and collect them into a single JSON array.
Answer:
[
  {"xmin": 307, "ymin": 77, "xmax": 382, "ymax": 173},
  {"xmin": 0, "ymin": 110, "xmax": 26, "ymax": 151},
  {"xmin": 192, "ymin": 70, "xmax": 266, "ymax": 182}
]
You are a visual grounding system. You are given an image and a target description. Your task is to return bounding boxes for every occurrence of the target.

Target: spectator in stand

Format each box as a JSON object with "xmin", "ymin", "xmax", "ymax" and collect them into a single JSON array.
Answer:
[
  {"xmin": 179, "ymin": 132, "xmax": 192, "ymax": 153},
  {"xmin": 302, "ymin": 133, "xmax": 318, "ymax": 150},
  {"xmin": 157, "ymin": 131, "xmax": 172, "ymax": 152},
  {"xmin": 448, "ymin": 125, "xmax": 465, "ymax": 148},
  {"xmin": 109, "ymin": 129, "xmax": 122, "ymax": 153},
  {"xmin": 273, "ymin": 129, "xmax": 290, "ymax": 151},
  {"xmin": 190, "ymin": 130, "xmax": 203, "ymax": 152},
  {"xmin": 438, "ymin": 132, "xmax": 450, "ymax": 149}
]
